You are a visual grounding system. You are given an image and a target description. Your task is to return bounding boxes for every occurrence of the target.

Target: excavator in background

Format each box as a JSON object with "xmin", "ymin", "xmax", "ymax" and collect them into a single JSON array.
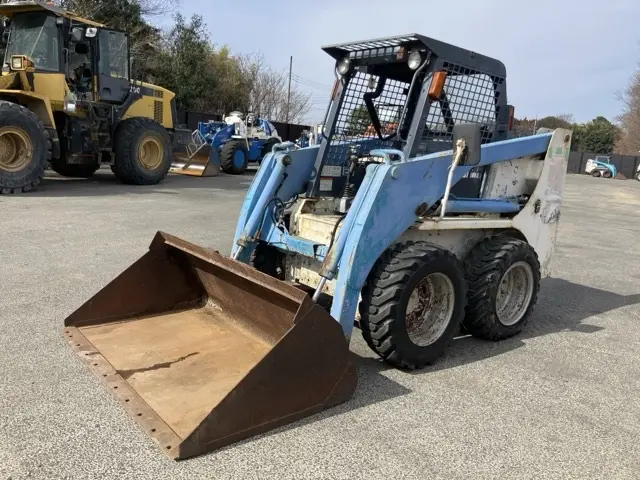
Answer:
[
  {"xmin": 63, "ymin": 33, "xmax": 571, "ymax": 460},
  {"xmin": 0, "ymin": 0, "xmax": 189, "ymax": 193}
]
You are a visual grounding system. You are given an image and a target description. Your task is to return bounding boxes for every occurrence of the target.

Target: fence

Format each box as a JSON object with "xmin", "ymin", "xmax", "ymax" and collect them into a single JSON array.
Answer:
[
  {"xmin": 568, "ymin": 151, "xmax": 640, "ymax": 179},
  {"xmin": 176, "ymin": 110, "xmax": 311, "ymax": 142}
]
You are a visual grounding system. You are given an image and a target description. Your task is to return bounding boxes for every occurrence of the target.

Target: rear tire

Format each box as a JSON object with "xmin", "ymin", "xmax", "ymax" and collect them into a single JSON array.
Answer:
[
  {"xmin": 359, "ymin": 242, "xmax": 467, "ymax": 369},
  {"xmin": 0, "ymin": 101, "xmax": 51, "ymax": 194},
  {"xmin": 463, "ymin": 236, "xmax": 540, "ymax": 341},
  {"xmin": 112, "ymin": 118, "xmax": 171, "ymax": 185},
  {"xmin": 220, "ymin": 139, "xmax": 249, "ymax": 174},
  {"xmin": 591, "ymin": 170, "xmax": 601, "ymax": 177}
]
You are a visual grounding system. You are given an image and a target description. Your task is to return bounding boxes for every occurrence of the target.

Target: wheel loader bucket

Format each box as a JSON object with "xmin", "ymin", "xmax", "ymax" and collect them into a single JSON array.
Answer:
[
  {"xmin": 170, "ymin": 130, "xmax": 220, "ymax": 177},
  {"xmin": 62, "ymin": 232, "xmax": 356, "ymax": 460}
]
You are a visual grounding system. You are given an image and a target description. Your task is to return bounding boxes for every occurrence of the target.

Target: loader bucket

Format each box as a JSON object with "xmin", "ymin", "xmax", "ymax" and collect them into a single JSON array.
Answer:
[
  {"xmin": 62, "ymin": 232, "xmax": 356, "ymax": 460},
  {"xmin": 170, "ymin": 144, "xmax": 220, "ymax": 177}
]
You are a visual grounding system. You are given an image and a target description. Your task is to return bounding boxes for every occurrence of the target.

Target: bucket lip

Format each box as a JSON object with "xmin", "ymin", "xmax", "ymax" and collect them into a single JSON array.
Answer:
[{"xmin": 63, "ymin": 326, "xmax": 183, "ymax": 460}]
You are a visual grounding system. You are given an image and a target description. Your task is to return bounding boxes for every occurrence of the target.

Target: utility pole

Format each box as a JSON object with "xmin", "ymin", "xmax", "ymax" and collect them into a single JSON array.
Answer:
[{"xmin": 286, "ymin": 56, "xmax": 292, "ymax": 124}]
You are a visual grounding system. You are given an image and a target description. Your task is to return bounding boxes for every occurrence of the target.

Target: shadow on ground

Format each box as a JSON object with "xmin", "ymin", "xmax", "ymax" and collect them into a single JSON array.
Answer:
[
  {"xmin": 363, "ymin": 277, "xmax": 640, "ymax": 376},
  {"xmin": 21, "ymin": 167, "xmax": 257, "ymax": 198}
]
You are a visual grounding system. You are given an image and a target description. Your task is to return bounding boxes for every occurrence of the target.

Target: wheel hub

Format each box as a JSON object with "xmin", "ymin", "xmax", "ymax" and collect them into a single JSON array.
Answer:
[
  {"xmin": 0, "ymin": 126, "xmax": 33, "ymax": 172},
  {"xmin": 405, "ymin": 273, "xmax": 455, "ymax": 347},
  {"xmin": 495, "ymin": 261, "xmax": 534, "ymax": 326},
  {"xmin": 138, "ymin": 136, "xmax": 164, "ymax": 170}
]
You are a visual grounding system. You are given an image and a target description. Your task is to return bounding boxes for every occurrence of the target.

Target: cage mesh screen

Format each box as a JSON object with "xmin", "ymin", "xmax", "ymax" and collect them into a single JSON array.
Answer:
[
  {"xmin": 420, "ymin": 62, "xmax": 504, "ymax": 154},
  {"xmin": 325, "ymin": 71, "xmax": 410, "ymax": 167}
]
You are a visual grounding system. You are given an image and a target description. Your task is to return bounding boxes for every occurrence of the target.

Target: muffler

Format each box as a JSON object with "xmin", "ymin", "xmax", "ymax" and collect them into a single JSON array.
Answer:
[{"xmin": 63, "ymin": 232, "xmax": 356, "ymax": 460}]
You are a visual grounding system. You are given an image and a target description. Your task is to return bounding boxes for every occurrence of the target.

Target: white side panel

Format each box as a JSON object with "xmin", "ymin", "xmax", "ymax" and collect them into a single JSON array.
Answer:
[
  {"xmin": 482, "ymin": 157, "xmax": 545, "ymax": 199},
  {"xmin": 512, "ymin": 129, "xmax": 571, "ymax": 277}
]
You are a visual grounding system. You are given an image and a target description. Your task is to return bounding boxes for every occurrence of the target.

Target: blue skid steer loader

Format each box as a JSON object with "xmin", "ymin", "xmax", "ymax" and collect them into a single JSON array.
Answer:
[{"xmin": 63, "ymin": 34, "xmax": 572, "ymax": 460}]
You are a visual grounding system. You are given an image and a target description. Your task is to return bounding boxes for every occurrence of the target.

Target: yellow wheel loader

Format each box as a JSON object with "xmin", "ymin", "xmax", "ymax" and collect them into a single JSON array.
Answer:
[{"xmin": 0, "ymin": 0, "xmax": 189, "ymax": 194}]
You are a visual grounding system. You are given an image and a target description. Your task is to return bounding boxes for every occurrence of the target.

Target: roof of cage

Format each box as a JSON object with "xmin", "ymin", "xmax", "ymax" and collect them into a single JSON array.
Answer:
[{"xmin": 321, "ymin": 33, "xmax": 506, "ymax": 77}]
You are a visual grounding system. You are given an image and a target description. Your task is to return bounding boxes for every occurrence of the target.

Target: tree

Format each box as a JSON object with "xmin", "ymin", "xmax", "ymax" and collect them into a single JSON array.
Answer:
[
  {"xmin": 614, "ymin": 67, "xmax": 640, "ymax": 155},
  {"xmin": 237, "ymin": 52, "xmax": 312, "ymax": 123},
  {"xmin": 572, "ymin": 116, "xmax": 619, "ymax": 154},
  {"xmin": 152, "ymin": 13, "xmax": 217, "ymax": 112}
]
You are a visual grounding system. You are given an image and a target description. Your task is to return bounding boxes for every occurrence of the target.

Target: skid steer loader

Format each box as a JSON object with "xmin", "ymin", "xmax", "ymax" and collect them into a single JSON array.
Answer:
[
  {"xmin": 63, "ymin": 33, "xmax": 572, "ymax": 460},
  {"xmin": 0, "ymin": 0, "xmax": 190, "ymax": 194}
]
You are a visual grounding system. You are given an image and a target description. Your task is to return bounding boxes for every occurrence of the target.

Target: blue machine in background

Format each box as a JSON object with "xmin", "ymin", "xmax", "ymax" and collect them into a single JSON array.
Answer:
[{"xmin": 170, "ymin": 112, "xmax": 282, "ymax": 177}]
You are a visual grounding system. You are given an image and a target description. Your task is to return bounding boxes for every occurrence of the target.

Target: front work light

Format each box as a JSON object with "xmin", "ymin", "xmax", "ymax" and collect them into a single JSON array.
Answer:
[
  {"xmin": 337, "ymin": 57, "xmax": 351, "ymax": 76},
  {"xmin": 408, "ymin": 50, "xmax": 423, "ymax": 70}
]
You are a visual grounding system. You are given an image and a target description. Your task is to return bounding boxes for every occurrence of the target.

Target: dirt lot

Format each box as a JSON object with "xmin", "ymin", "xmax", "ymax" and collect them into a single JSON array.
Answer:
[{"xmin": 1, "ymin": 170, "xmax": 639, "ymax": 480}]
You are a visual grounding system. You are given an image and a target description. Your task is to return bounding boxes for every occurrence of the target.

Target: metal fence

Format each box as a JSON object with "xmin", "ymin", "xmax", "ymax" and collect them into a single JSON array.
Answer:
[{"xmin": 568, "ymin": 151, "xmax": 640, "ymax": 179}]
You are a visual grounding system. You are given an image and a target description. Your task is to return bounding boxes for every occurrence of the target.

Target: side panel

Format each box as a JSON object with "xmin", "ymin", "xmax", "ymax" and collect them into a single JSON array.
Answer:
[
  {"xmin": 512, "ymin": 129, "xmax": 572, "ymax": 278},
  {"xmin": 32, "ymin": 73, "xmax": 67, "ymax": 105},
  {"xmin": 122, "ymin": 84, "xmax": 175, "ymax": 129}
]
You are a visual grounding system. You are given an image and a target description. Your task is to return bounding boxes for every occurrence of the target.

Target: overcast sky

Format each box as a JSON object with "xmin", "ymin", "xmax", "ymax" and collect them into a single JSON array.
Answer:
[{"xmin": 159, "ymin": 0, "xmax": 640, "ymax": 125}]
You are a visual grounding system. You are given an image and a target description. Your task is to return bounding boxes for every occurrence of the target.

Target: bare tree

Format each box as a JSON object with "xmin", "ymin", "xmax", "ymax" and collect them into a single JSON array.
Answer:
[
  {"xmin": 237, "ymin": 52, "xmax": 312, "ymax": 123},
  {"xmin": 614, "ymin": 67, "xmax": 640, "ymax": 155}
]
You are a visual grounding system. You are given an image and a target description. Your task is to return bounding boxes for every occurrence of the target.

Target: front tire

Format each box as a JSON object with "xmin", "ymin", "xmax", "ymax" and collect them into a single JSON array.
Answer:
[
  {"xmin": 112, "ymin": 118, "xmax": 171, "ymax": 185},
  {"xmin": 463, "ymin": 236, "xmax": 540, "ymax": 341},
  {"xmin": 0, "ymin": 101, "xmax": 51, "ymax": 194},
  {"xmin": 359, "ymin": 242, "xmax": 468, "ymax": 369},
  {"xmin": 220, "ymin": 139, "xmax": 249, "ymax": 174},
  {"xmin": 591, "ymin": 170, "xmax": 601, "ymax": 177},
  {"xmin": 602, "ymin": 170, "xmax": 613, "ymax": 178}
]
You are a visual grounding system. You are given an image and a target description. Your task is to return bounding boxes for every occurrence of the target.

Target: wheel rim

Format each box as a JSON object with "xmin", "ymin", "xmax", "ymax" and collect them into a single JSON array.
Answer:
[
  {"xmin": 0, "ymin": 126, "xmax": 33, "ymax": 172},
  {"xmin": 405, "ymin": 273, "xmax": 455, "ymax": 347},
  {"xmin": 495, "ymin": 261, "xmax": 535, "ymax": 326},
  {"xmin": 138, "ymin": 136, "xmax": 164, "ymax": 170},
  {"xmin": 233, "ymin": 150, "xmax": 245, "ymax": 169}
]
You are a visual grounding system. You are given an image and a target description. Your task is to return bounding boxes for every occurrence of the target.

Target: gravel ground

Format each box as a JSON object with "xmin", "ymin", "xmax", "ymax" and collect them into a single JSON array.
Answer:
[{"xmin": 1, "ymin": 169, "xmax": 639, "ymax": 480}]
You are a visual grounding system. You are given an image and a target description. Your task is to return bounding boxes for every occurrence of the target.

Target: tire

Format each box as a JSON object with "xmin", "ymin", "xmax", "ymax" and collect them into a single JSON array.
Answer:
[
  {"xmin": 220, "ymin": 139, "xmax": 249, "ymax": 174},
  {"xmin": 0, "ymin": 101, "xmax": 51, "ymax": 194},
  {"xmin": 463, "ymin": 236, "xmax": 540, "ymax": 341},
  {"xmin": 112, "ymin": 117, "xmax": 171, "ymax": 185},
  {"xmin": 259, "ymin": 138, "xmax": 280, "ymax": 163},
  {"xmin": 359, "ymin": 241, "xmax": 468, "ymax": 369},
  {"xmin": 591, "ymin": 170, "xmax": 601, "ymax": 177},
  {"xmin": 602, "ymin": 170, "xmax": 612, "ymax": 178},
  {"xmin": 49, "ymin": 159, "xmax": 99, "ymax": 179},
  {"xmin": 636, "ymin": 172, "xmax": 640, "ymax": 181}
]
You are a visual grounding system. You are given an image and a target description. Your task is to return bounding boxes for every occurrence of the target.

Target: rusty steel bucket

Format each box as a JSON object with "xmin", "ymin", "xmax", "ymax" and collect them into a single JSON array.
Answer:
[{"xmin": 63, "ymin": 232, "xmax": 356, "ymax": 460}]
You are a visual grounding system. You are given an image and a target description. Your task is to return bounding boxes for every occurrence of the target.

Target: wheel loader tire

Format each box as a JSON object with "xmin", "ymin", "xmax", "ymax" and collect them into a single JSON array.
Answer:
[
  {"xmin": 359, "ymin": 241, "xmax": 467, "ymax": 370},
  {"xmin": 220, "ymin": 139, "xmax": 249, "ymax": 174},
  {"xmin": 49, "ymin": 160, "xmax": 99, "ymax": 179},
  {"xmin": 462, "ymin": 236, "xmax": 540, "ymax": 341},
  {"xmin": 0, "ymin": 100, "xmax": 51, "ymax": 194},
  {"xmin": 112, "ymin": 117, "xmax": 171, "ymax": 185}
]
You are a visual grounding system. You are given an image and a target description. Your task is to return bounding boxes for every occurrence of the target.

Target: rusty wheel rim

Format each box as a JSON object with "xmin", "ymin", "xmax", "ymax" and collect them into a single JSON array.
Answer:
[
  {"xmin": 138, "ymin": 136, "xmax": 164, "ymax": 170},
  {"xmin": 0, "ymin": 126, "xmax": 33, "ymax": 172},
  {"xmin": 405, "ymin": 273, "xmax": 455, "ymax": 347}
]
